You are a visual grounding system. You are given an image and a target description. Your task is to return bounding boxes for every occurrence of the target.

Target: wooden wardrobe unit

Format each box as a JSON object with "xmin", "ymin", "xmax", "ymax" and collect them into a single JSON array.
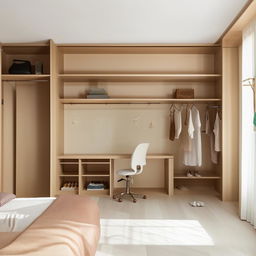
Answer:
[
  {"xmin": 0, "ymin": 41, "xmax": 241, "ymax": 200},
  {"xmin": 0, "ymin": 43, "xmax": 50, "ymax": 197}
]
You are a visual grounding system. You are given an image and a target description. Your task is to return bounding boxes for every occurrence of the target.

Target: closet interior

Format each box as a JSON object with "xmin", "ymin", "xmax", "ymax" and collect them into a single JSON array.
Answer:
[
  {"xmin": 51, "ymin": 45, "xmax": 223, "ymax": 198},
  {"xmin": 0, "ymin": 42, "xmax": 238, "ymax": 200}
]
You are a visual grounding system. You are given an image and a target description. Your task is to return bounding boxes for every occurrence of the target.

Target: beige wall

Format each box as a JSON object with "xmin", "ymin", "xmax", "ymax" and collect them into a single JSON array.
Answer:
[
  {"xmin": 222, "ymin": 47, "xmax": 239, "ymax": 201},
  {"xmin": 63, "ymin": 53, "xmax": 215, "ymax": 73}
]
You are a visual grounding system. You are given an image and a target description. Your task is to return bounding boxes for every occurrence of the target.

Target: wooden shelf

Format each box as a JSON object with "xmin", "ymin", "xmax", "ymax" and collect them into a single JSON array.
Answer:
[
  {"xmin": 82, "ymin": 174, "xmax": 110, "ymax": 177},
  {"xmin": 58, "ymin": 73, "xmax": 221, "ymax": 82},
  {"xmin": 82, "ymin": 162, "xmax": 110, "ymax": 164},
  {"xmin": 60, "ymin": 98, "xmax": 222, "ymax": 104},
  {"xmin": 174, "ymin": 175, "xmax": 221, "ymax": 180},
  {"xmin": 59, "ymin": 175, "xmax": 78, "ymax": 177},
  {"xmin": 60, "ymin": 162, "xmax": 79, "ymax": 164},
  {"xmin": 58, "ymin": 44, "xmax": 220, "ymax": 54},
  {"xmin": 2, "ymin": 44, "xmax": 50, "ymax": 54},
  {"xmin": 2, "ymin": 74, "xmax": 50, "ymax": 81}
]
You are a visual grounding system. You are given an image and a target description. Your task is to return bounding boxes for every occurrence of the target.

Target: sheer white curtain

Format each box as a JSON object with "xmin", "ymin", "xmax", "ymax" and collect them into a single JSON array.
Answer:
[{"xmin": 240, "ymin": 19, "xmax": 256, "ymax": 228}]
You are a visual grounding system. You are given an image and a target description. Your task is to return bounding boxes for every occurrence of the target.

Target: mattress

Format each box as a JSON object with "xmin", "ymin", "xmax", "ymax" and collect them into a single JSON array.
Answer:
[{"xmin": 0, "ymin": 197, "xmax": 55, "ymax": 248}]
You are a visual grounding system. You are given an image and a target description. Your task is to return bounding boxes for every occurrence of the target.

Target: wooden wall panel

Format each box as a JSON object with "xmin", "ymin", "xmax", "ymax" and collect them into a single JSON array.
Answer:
[
  {"xmin": 2, "ymin": 83, "xmax": 15, "ymax": 193},
  {"xmin": 16, "ymin": 83, "xmax": 50, "ymax": 197},
  {"xmin": 50, "ymin": 40, "xmax": 63, "ymax": 196},
  {"xmin": 222, "ymin": 47, "xmax": 239, "ymax": 201},
  {"xmin": 0, "ymin": 47, "xmax": 2, "ymax": 191}
]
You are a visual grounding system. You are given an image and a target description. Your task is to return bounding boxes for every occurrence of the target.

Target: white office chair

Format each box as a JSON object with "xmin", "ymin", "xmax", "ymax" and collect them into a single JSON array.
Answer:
[{"xmin": 113, "ymin": 143, "xmax": 150, "ymax": 203}]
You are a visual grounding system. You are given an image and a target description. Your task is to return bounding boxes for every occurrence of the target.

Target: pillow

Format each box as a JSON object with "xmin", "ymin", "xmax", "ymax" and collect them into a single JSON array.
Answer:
[{"xmin": 0, "ymin": 192, "xmax": 16, "ymax": 207}]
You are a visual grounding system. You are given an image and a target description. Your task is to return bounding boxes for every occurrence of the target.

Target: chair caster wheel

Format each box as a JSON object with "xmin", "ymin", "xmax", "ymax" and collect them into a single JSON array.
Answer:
[
  {"xmin": 143, "ymin": 195, "xmax": 147, "ymax": 199},
  {"xmin": 118, "ymin": 198, "xmax": 122, "ymax": 202},
  {"xmin": 133, "ymin": 199, "xmax": 137, "ymax": 203}
]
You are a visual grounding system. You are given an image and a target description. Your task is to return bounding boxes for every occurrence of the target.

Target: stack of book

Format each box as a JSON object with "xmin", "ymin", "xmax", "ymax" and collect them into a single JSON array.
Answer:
[
  {"xmin": 86, "ymin": 87, "xmax": 109, "ymax": 99},
  {"xmin": 86, "ymin": 182, "xmax": 105, "ymax": 190}
]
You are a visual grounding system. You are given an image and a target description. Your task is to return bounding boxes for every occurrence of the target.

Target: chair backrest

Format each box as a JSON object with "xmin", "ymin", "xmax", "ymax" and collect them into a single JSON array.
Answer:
[{"xmin": 131, "ymin": 143, "xmax": 150, "ymax": 175}]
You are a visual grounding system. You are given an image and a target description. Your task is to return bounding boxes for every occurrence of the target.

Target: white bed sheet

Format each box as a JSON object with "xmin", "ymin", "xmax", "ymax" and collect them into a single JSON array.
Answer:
[{"xmin": 0, "ymin": 197, "xmax": 55, "ymax": 233}]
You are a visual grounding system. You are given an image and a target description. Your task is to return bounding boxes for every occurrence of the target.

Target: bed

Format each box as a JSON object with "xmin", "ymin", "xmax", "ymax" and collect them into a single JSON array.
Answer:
[{"xmin": 0, "ymin": 195, "xmax": 100, "ymax": 256}]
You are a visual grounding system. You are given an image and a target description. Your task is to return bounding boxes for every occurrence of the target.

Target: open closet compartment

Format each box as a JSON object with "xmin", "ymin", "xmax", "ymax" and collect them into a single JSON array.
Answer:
[
  {"xmin": 0, "ymin": 42, "xmax": 51, "ymax": 197},
  {"xmin": 1, "ymin": 44, "xmax": 50, "ymax": 81},
  {"xmin": 50, "ymin": 44, "xmax": 223, "ymax": 198}
]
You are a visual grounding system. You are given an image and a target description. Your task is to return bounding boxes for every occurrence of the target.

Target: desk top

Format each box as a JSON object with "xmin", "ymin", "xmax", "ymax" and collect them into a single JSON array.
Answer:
[{"xmin": 59, "ymin": 154, "xmax": 174, "ymax": 159}]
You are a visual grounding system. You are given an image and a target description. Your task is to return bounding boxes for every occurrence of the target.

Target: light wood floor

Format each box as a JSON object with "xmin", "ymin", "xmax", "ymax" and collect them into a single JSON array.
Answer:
[{"xmin": 94, "ymin": 187, "xmax": 256, "ymax": 256}]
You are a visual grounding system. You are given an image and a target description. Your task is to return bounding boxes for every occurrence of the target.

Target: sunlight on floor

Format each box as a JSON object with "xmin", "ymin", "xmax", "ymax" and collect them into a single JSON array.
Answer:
[{"xmin": 100, "ymin": 219, "xmax": 214, "ymax": 246}]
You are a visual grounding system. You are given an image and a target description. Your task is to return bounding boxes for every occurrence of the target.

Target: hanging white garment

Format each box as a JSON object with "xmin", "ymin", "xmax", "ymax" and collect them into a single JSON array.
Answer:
[
  {"xmin": 183, "ymin": 108, "xmax": 194, "ymax": 152},
  {"xmin": 205, "ymin": 110, "xmax": 218, "ymax": 164},
  {"xmin": 213, "ymin": 112, "xmax": 221, "ymax": 152},
  {"xmin": 184, "ymin": 106, "xmax": 202, "ymax": 166},
  {"xmin": 210, "ymin": 133, "xmax": 218, "ymax": 164},
  {"xmin": 174, "ymin": 107, "xmax": 182, "ymax": 139},
  {"xmin": 205, "ymin": 110, "xmax": 210, "ymax": 134}
]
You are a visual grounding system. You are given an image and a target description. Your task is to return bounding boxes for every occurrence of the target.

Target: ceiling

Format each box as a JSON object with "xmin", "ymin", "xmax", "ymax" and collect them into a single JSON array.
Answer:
[{"xmin": 0, "ymin": 0, "xmax": 249, "ymax": 44}]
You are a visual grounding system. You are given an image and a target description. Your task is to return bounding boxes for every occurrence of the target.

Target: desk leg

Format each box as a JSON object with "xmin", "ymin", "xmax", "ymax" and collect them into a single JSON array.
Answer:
[
  {"xmin": 110, "ymin": 159, "xmax": 114, "ymax": 198},
  {"xmin": 166, "ymin": 158, "xmax": 174, "ymax": 196}
]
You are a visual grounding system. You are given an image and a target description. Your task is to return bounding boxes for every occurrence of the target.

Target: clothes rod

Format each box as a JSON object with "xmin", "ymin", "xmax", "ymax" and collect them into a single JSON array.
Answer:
[{"xmin": 207, "ymin": 105, "xmax": 222, "ymax": 108}]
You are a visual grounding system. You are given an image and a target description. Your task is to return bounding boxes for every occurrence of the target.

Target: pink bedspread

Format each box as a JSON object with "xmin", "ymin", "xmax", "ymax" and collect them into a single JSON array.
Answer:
[{"xmin": 0, "ymin": 195, "xmax": 100, "ymax": 256}]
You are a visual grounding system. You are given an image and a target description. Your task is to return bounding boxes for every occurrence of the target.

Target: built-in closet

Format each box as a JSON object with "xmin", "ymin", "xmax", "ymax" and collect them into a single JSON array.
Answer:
[
  {"xmin": 0, "ymin": 44, "xmax": 50, "ymax": 197},
  {"xmin": 0, "ymin": 41, "xmax": 240, "ymax": 201},
  {"xmin": 51, "ymin": 44, "xmax": 225, "ymax": 198}
]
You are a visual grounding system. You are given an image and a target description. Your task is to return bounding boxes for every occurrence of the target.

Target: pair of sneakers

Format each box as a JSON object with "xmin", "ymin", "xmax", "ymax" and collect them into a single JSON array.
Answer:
[
  {"xmin": 189, "ymin": 201, "xmax": 205, "ymax": 207},
  {"xmin": 186, "ymin": 170, "xmax": 201, "ymax": 177}
]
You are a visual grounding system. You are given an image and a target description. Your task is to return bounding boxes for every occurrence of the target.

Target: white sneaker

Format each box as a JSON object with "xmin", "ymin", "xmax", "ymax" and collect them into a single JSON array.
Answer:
[
  {"xmin": 189, "ymin": 201, "xmax": 205, "ymax": 207},
  {"xmin": 187, "ymin": 170, "xmax": 193, "ymax": 177},
  {"xmin": 198, "ymin": 201, "xmax": 205, "ymax": 207},
  {"xmin": 189, "ymin": 201, "xmax": 197, "ymax": 207},
  {"xmin": 194, "ymin": 171, "xmax": 201, "ymax": 177}
]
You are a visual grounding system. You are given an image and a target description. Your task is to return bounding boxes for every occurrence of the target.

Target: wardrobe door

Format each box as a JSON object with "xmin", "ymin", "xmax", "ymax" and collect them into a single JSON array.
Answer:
[
  {"xmin": 2, "ymin": 83, "xmax": 16, "ymax": 193},
  {"xmin": 16, "ymin": 83, "xmax": 50, "ymax": 197}
]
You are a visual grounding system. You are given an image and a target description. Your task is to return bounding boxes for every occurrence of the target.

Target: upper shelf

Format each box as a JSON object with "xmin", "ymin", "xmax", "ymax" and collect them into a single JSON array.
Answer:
[
  {"xmin": 60, "ymin": 98, "xmax": 222, "ymax": 104},
  {"xmin": 58, "ymin": 44, "xmax": 220, "ymax": 54},
  {"xmin": 1, "ymin": 74, "xmax": 50, "ymax": 81},
  {"xmin": 58, "ymin": 73, "xmax": 222, "ymax": 82}
]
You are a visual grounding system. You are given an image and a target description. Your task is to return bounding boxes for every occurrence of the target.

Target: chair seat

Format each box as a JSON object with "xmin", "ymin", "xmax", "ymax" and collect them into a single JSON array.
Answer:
[{"xmin": 117, "ymin": 169, "xmax": 136, "ymax": 176}]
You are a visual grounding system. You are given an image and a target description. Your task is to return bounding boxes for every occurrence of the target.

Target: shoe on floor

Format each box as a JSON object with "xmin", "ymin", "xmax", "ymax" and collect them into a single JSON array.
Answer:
[{"xmin": 189, "ymin": 201, "xmax": 205, "ymax": 207}]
